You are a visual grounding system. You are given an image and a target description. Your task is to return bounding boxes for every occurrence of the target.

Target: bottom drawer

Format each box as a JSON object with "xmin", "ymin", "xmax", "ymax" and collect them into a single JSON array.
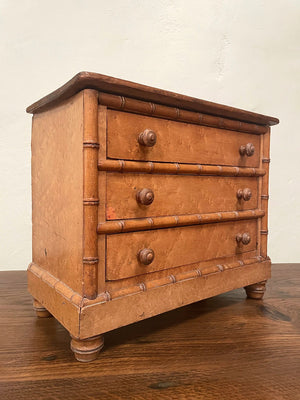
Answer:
[{"xmin": 106, "ymin": 220, "xmax": 257, "ymax": 280}]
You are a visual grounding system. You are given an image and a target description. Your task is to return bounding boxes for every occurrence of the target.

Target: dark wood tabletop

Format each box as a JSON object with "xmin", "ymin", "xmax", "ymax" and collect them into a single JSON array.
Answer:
[{"xmin": 1, "ymin": 264, "xmax": 299, "ymax": 400}]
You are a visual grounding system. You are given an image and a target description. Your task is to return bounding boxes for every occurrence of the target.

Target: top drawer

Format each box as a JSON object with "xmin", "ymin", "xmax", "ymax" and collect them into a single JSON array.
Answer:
[{"xmin": 107, "ymin": 110, "xmax": 260, "ymax": 167}]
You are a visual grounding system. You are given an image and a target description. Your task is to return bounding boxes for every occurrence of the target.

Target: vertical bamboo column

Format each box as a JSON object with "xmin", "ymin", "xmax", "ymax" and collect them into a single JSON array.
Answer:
[
  {"xmin": 257, "ymin": 134, "xmax": 263, "ymax": 256},
  {"xmin": 261, "ymin": 127, "xmax": 271, "ymax": 258},
  {"xmin": 82, "ymin": 90, "xmax": 99, "ymax": 299}
]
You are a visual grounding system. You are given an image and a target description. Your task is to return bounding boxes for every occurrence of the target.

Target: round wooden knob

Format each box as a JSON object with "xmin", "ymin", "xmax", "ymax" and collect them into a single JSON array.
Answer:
[
  {"xmin": 138, "ymin": 248, "xmax": 155, "ymax": 265},
  {"xmin": 236, "ymin": 188, "xmax": 252, "ymax": 201},
  {"xmin": 239, "ymin": 143, "xmax": 255, "ymax": 157},
  {"xmin": 138, "ymin": 129, "xmax": 157, "ymax": 147},
  {"xmin": 236, "ymin": 233, "xmax": 251, "ymax": 245},
  {"xmin": 136, "ymin": 188, "xmax": 154, "ymax": 205}
]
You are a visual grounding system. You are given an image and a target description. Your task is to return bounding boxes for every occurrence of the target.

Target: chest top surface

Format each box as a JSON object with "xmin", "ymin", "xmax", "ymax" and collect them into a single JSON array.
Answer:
[{"xmin": 26, "ymin": 71, "xmax": 279, "ymax": 127}]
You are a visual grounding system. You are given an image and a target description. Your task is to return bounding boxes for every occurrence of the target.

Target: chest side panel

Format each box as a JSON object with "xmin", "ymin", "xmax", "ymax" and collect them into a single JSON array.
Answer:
[{"xmin": 31, "ymin": 93, "xmax": 84, "ymax": 294}]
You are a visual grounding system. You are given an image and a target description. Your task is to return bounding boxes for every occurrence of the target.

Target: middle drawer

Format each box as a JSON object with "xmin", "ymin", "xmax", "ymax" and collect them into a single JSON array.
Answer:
[{"xmin": 106, "ymin": 173, "xmax": 258, "ymax": 220}]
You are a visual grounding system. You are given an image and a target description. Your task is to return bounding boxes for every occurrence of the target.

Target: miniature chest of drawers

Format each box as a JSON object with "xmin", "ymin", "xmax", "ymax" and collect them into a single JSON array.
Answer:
[{"xmin": 27, "ymin": 72, "xmax": 279, "ymax": 362}]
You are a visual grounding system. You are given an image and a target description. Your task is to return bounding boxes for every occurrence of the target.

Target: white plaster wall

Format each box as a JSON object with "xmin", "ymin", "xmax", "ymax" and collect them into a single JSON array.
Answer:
[{"xmin": 0, "ymin": 0, "xmax": 299, "ymax": 270}]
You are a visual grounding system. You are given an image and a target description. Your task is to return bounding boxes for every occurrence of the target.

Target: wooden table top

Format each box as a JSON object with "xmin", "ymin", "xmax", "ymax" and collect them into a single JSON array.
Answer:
[{"xmin": 1, "ymin": 264, "xmax": 299, "ymax": 400}]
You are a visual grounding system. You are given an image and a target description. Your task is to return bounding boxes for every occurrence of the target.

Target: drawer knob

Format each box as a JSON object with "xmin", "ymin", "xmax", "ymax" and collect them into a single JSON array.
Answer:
[
  {"xmin": 138, "ymin": 129, "xmax": 157, "ymax": 147},
  {"xmin": 136, "ymin": 188, "xmax": 154, "ymax": 205},
  {"xmin": 239, "ymin": 143, "xmax": 255, "ymax": 157},
  {"xmin": 138, "ymin": 248, "xmax": 155, "ymax": 265},
  {"xmin": 237, "ymin": 188, "xmax": 252, "ymax": 201},
  {"xmin": 236, "ymin": 232, "xmax": 251, "ymax": 245}
]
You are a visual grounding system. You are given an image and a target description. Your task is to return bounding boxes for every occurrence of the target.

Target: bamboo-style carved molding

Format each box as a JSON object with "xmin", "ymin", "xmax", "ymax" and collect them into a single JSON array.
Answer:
[
  {"xmin": 83, "ymin": 257, "xmax": 99, "ymax": 264},
  {"xmin": 98, "ymin": 159, "xmax": 266, "ymax": 177},
  {"xmin": 28, "ymin": 255, "xmax": 267, "ymax": 308},
  {"xmin": 260, "ymin": 129, "xmax": 270, "ymax": 258},
  {"xmin": 83, "ymin": 141, "xmax": 100, "ymax": 149},
  {"xmin": 82, "ymin": 90, "xmax": 99, "ymax": 299},
  {"xmin": 86, "ymin": 255, "xmax": 268, "ymax": 305},
  {"xmin": 97, "ymin": 209, "xmax": 265, "ymax": 234},
  {"xmin": 83, "ymin": 198, "xmax": 99, "ymax": 206},
  {"xmin": 28, "ymin": 262, "xmax": 83, "ymax": 307},
  {"xmin": 98, "ymin": 92, "xmax": 268, "ymax": 135},
  {"xmin": 260, "ymin": 230, "xmax": 269, "ymax": 235},
  {"xmin": 261, "ymin": 195, "xmax": 269, "ymax": 200}
]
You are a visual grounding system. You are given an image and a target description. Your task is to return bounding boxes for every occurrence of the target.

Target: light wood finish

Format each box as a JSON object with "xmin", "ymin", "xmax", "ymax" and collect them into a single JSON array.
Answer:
[
  {"xmin": 27, "ymin": 73, "xmax": 278, "ymax": 361},
  {"xmin": 98, "ymin": 209, "xmax": 264, "ymax": 234},
  {"xmin": 82, "ymin": 89, "xmax": 99, "ymax": 299},
  {"xmin": 28, "ymin": 263, "xmax": 81, "ymax": 336},
  {"xmin": 70, "ymin": 335, "xmax": 104, "ymax": 362},
  {"xmin": 106, "ymin": 220, "xmax": 257, "ymax": 280},
  {"xmin": 31, "ymin": 92, "xmax": 84, "ymax": 294},
  {"xmin": 80, "ymin": 259, "xmax": 271, "ymax": 338},
  {"xmin": 33, "ymin": 299, "xmax": 52, "ymax": 318},
  {"xmin": 97, "ymin": 106, "xmax": 108, "ymax": 293},
  {"xmin": 105, "ymin": 250, "xmax": 258, "ymax": 292},
  {"xmin": 26, "ymin": 71, "xmax": 279, "ymax": 127},
  {"xmin": 27, "ymin": 256, "xmax": 270, "ymax": 339},
  {"xmin": 244, "ymin": 280, "xmax": 267, "ymax": 299},
  {"xmin": 98, "ymin": 92, "xmax": 268, "ymax": 135},
  {"xmin": 106, "ymin": 174, "xmax": 258, "ymax": 219},
  {"xmin": 107, "ymin": 110, "xmax": 260, "ymax": 167},
  {"xmin": 261, "ymin": 129, "xmax": 271, "ymax": 258},
  {"xmin": 99, "ymin": 159, "xmax": 266, "ymax": 177}
]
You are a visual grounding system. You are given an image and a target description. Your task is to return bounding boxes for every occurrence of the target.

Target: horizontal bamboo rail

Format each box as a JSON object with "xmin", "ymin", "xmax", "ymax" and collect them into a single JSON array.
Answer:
[
  {"xmin": 82, "ymin": 90, "xmax": 99, "ymax": 299},
  {"xmin": 98, "ymin": 92, "xmax": 268, "ymax": 135},
  {"xmin": 97, "ymin": 209, "xmax": 265, "ymax": 234},
  {"xmin": 98, "ymin": 159, "xmax": 265, "ymax": 177},
  {"xmin": 83, "ymin": 255, "xmax": 267, "ymax": 305},
  {"xmin": 29, "ymin": 255, "xmax": 268, "ymax": 307}
]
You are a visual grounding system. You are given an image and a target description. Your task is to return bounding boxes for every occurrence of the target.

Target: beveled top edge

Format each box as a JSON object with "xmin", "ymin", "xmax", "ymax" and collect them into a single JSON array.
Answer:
[{"xmin": 26, "ymin": 71, "xmax": 279, "ymax": 126}]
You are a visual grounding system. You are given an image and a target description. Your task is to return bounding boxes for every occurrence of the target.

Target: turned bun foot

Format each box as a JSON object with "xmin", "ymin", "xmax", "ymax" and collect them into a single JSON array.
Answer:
[
  {"xmin": 70, "ymin": 334, "xmax": 104, "ymax": 362},
  {"xmin": 33, "ymin": 299, "xmax": 52, "ymax": 318},
  {"xmin": 244, "ymin": 281, "xmax": 267, "ymax": 300}
]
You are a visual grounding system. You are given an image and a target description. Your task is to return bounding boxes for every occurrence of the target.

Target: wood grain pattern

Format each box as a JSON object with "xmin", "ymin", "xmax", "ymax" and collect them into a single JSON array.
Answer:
[
  {"xmin": 27, "ymin": 256, "xmax": 269, "ymax": 339},
  {"xmin": 27, "ymin": 265, "xmax": 80, "ymax": 337},
  {"xmin": 31, "ymin": 92, "xmax": 84, "ymax": 294},
  {"xmin": 97, "ymin": 105, "xmax": 108, "ymax": 293},
  {"xmin": 98, "ymin": 92, "xmax": 268, "ymax": 135},
  {"xmin": 26, "ymin": 72, "xmax": 279, "ymax": 127},
  {"xmin": 261, "ymin": 129, "xmax": 270, "ymax": 258},
  {"xmin": 70, "ymin": 334, "xmax": 104, "ymax": 362},
  {"xmin": 104, "ymin": 250, "xmax": 258, "ymax": 292},
  {"xmin": 27, "ymin": 73, "xmax": 277, "ymax": 363},
  {"xmin": 81, "ymin": 259, "xmax": 270, "ymax": 337},
  {"xmin": 99, "ymin": 159, "xmax": 266, "ymax": 177},
  {"xmin": 107, "ymin": 110, "xmax": 260, "ymax": 167},
  {"xmin": 106, "ymin": 220, "xmax": 257, "ymax": 280},
  {"xmin": 98, "ymin": 209, "xmax": 264, "ymax": 234},
  {"xmin": 1, "ymin": 265, "xmax": 298, "ymax": 400},
  {"xmin": 106, "ymin": 173, "xmax": 258, "ymax": 220},
  {"xmin": 82, "ymin": 89, "xmax": 99, "ymax": 299}
]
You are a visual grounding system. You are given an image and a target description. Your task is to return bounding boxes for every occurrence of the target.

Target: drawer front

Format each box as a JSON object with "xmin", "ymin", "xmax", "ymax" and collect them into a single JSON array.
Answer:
[
  {"xmin": 107, "ymin": 110, "xmax": 260, "ymax": 167},
  {"xmin": 106, "ymin": 220, "xmax": 257, "ymax": 280},
  {"xmin": 106, "ymin": 174, "xmax": 258, "ymax": 220}
]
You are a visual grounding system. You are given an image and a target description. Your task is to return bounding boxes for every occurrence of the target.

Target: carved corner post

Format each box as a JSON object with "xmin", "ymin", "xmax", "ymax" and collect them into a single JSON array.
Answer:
[
  {"xmin": 245, "ymin": 128, "xmax": 270, "ymax": 300},
  {"xmin": 97, "ymin": 104, "xmax": 108, "ymax": 293},
  {"xmin": 260, "ymin": 127, "xmax": 271, "ymax": 258},
  {"xmin": 82, "ymin": 89, "xmax": 99, "ymax": 300},
  {"xmin": 71, "ymin": 90, "xmax": 105, "ymax": 362}
]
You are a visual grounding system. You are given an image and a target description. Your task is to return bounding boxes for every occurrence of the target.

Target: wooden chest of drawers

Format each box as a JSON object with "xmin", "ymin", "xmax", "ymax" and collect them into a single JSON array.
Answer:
[{"xmin": 27, "ymin": 72, "xmax": 279, "ymax": 362}]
